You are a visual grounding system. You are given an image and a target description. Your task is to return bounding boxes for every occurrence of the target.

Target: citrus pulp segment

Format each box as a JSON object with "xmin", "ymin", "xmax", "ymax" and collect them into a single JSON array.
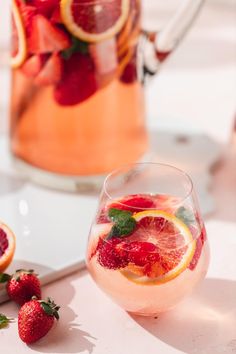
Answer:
[{"xmin": 120, "ymin": 210, "xmax": 196, "ymax": 285}]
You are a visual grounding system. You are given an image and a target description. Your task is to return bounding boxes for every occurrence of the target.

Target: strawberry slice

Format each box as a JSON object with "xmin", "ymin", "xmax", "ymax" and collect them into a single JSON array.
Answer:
[
  {"xmin": 28, "ymin": 15, "xmax": 71, "ymax": 54},
  {"xmin": 28, "ymin": 0, "xmax": 59, "ymax": 17},
  {"xmin": 51, "ymin": 5, "xmax": 62, "ymax": 24},
  {"xmin": 54, "ymin": 52, "xmax": 97, "ymax": 106},
  {"xmin": 21, "ymin": 54, "xmax": 48, "ymax": 77},
  {"xmin": 96, "ymin": 238, "xmax": 129, "ymax": 270},
  {"xmin": 34, "ymin": 53, "xmax": 63, "ymax": 85},
  {"xmin": 111, "ymin": 195, "xmax": 156, "ymax": 212},
  {"xmin": 15, "ymin": 2, "xmax": 38, "ymax": 37},
  {"xmin": 188, "ymin": 227, "xmax": 206, "ymax": 271},
  {"xmin": 97, "ymin": 194, "xmax": 156, "ymax": 224}
]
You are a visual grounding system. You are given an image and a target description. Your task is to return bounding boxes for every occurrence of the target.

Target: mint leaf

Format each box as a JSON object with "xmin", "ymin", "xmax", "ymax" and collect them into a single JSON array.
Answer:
[
  {"xmin": 107, "ymin": 208, "xmax": 136, "ymax": 239},
  {"xmin": 175, "ymin": 206, "xmax": 195, "ymax": 226},
  {"xmin": 41, "ymin": 302, "xmax": 54, "ymax": 316},
  {"xmin": 61, "ymin": 37, "xmax": 88, "ymax": 59},
  {"xmin": 108, "ymin": 208, "xmax": 132, "ymax": 221}
]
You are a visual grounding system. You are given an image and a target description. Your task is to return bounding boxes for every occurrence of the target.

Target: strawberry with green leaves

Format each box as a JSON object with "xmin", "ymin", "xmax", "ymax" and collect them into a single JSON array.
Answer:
[
  {"xmin": 18, "ymin": 297, "xmax": 60, "ymax": 343},
  {"xmin": 0, "ymin": 269, "xmax": 41, "ymax": 305}
]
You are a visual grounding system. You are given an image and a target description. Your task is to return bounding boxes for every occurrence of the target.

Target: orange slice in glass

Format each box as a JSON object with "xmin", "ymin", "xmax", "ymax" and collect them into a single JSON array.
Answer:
[
  {"xmin": 0, "ymin": 222, "xmax": 16, "ymax": 272},
  {"xmin": 120, "ymin": 210, "xmax": 196, "ymax": 285},
  {"xmin": 11, "ymin": 0, "xmax": 27, "ymax": 68},
  {"xmin": 60, "ymin": 0, "xmax": 130, "ymax": 43}
]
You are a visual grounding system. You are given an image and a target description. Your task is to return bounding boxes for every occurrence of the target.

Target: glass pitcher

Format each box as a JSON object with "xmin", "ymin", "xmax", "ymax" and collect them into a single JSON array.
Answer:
[{"xmin": 10, "ymin": 0, "xmax": 204, "ymax": 191}]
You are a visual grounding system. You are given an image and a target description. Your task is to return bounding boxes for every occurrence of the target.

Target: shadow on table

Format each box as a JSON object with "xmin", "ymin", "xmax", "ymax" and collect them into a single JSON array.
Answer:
[
  {"xmin": 0, "ymin": 170, "xmax": 26, "ymax": 196},
  {"xmin": 32, "ymin": 270, "xmax": 96, "ymax": 353},
  {"xmin": 209, "ymin": 151, "xmax": 236, "ymax": 224},
  {"xmin": 149, "ymin": 130, "xmax": 221, "ymax": 217},
  {"xmin": 131, "ymin": 278, "xmax": 236, "ymax": 354}
]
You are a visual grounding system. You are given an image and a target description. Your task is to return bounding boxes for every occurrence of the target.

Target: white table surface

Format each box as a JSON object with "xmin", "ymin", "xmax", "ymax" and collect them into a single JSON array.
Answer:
[{"xmin": 0, "ymin": 1, "xmax": 236, "ymax": 354}]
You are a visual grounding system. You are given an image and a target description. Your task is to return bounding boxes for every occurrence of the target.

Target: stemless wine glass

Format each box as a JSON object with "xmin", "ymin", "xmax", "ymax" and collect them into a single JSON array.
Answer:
[{"xmin": 86, "ymin": 163, "xmax": 210, "ymax": 316}]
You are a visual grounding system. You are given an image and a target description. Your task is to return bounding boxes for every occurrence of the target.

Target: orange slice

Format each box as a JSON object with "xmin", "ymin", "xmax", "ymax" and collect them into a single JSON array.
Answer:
[
  {"xmin": 0, "ymin": 222, "xmax": 16, "ymax": 272},
  {"xmin": 120, "ymin": 210, "xmax": 196, "ymax": 285},
  {"xmin": 61, "ymin": 0, "xmax": 130, "ymax": 43},
  {"xmin": 11, "ymin": 0, "xmax": 27, "ymax": 68}
]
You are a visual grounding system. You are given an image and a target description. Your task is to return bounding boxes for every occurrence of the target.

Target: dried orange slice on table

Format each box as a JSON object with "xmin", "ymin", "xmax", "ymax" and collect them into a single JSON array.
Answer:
[
  {"xmin": 0, "ymin": 222, "xmax": 16, "ymax": 272},
  {"xmin": 61, "ymin": 0, "xmax": 130, "ymax": 42},
  {"xmin": 120, "ymin": 210, "xmax": 196, "ymax": 285},
  {"xmin": 11, "ymin": 0, "xmax": 27, "ymax": 68}
]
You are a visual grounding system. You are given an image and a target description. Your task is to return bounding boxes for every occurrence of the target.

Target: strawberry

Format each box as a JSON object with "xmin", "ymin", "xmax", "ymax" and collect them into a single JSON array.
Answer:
[
  {"xmin": 28, "ymin": 15, "xmax": 71, "ymax": 54},
  {"xmin": 97, "ymin": 194, "xmax": 156, "ymax": 224},
  {"xmin": 15, "ymin": 1, "xmax": 38, "ymax": 36},
  {"xmin": 21, "ymin": 54, "xmax": 48, "ymax": 77},
  {"xmin": 110, "ymin": 195, "xmax": 156, "ymax": 212},
  {"xmin": 96, "ymin": 238, "xmax": 129, "ymax": 270},
  {"xmin": 18, "ymin": 297, "xmax": 60, "ymax": 343},
  {"xmin": 35, "ymin": 53, "xmax": 63, "ymax": 85},
  {"xmin": 0, "ymin": 269, "xmax": 41, "ymax": 305},
  {"xmin": 54, "ymin": 52, "xmax": 97, "ymax": 106},
  {"xmin": 28, "ymin": 0, "xmax": 59, "ymax": 17},
  {"xmin": 188, "ymin": 228, "xmax": 206, "ymax": 271},
  {"xmin": 51, "ymin": 5, "xmax": 62, "ymax": 24}
]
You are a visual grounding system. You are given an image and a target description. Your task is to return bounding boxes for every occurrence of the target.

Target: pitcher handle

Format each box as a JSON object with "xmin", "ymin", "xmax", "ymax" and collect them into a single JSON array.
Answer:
[{"xmin": 142, "ymin": 0, "xmax": 205, "ymax": 77}]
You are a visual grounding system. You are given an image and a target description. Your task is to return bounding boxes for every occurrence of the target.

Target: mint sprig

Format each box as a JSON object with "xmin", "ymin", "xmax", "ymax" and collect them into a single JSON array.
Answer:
[
  {"xmin": 175, "ymin": 206, "xmax": 195, "ymax": 226},
  {"xmin": 107, "ymin": 208, "xmax": 136, "ymax": 239},
  {"xmin": 61, "ymin": 37, "xmax": 88, "ymax": 60}
]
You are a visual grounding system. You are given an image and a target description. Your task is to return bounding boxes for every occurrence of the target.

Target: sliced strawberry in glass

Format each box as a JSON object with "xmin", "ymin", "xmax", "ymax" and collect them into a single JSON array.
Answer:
[
  {"xmin": 28, "ymin": 0, "xmax": 59, "ymax": 17},
  {"xmin": 112, "ymin": 194, "xmax": 156, "ymax": 211},
  {"xmin": 50, "ymin": 5, "xmax": 62, "ymax": 24},
  {"xmin": 34, "ymin": 53, "xmax": 63, "ymax": 86},
  {"xmin": 28, "ymin": 15, "xmax": 71, "ymax": 54},
  {"xmin": 21, "ymin": 54, "xmax": 48, "ymax": 77},
  {"xmin": 188, "ymin": 227, "xmax": 206, "ymax": 271},
  {"xmin": 15, "ymin": 1, "xmax": 38, "ymax": 37},
  {"xmin": 97, "ymin": 194, "xmax": 156, "ymax": 224},
  {"xmin": 96, "ymin": 238, "xmax": 129, "ymax": 270}
]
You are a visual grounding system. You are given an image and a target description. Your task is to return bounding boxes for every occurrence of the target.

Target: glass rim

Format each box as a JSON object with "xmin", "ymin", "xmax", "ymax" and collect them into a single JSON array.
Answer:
[{"xmin": 103, "ymin": 162, "xmax": 194, "ymax": 209}]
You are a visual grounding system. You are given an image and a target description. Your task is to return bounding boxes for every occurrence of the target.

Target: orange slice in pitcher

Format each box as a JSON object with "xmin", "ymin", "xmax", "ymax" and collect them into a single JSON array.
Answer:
[
  {"xmin": 120, "ymin": 210, "xmax": 196, "ymax": 285},
  {"xmin": 0, "ymin": 222, "xmax": 16, "ymax": 272},
  {"xmin": 11, "ymin": 0, "xmax": 27, "ymax": 68},
  {"xmin": 61, "ymin": 0, "xmax": 130, "ymax": 43}
]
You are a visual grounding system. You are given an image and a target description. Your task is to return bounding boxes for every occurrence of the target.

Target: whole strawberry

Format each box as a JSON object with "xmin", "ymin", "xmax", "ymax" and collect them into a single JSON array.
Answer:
[
  {"xmin": 0, "ymin": 269, "xmax": 41, "ymax": 305},
  {"xmin": 18, "ymin": 297, "xmax": 60, "ymax": 344}
]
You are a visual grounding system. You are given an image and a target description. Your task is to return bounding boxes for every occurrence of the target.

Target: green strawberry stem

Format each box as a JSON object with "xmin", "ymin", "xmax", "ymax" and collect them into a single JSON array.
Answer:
[
  {"xmin": 38, "ymin": 298, "xmax": 60, "ymax": 320},
  {"xmin": 0, "ymin": 314, "xmax": 14, "ymax": 329},
  {"xmin": 0, "ymin": 269, "xmax": 37, "ymax": 283},
  {"xmin": 0, "ymin": 273, "xmax": 11, "ymax": 283},
  {"xmin": 14, "ymin": 269, "xmax": 37, "ymax": 282}
]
